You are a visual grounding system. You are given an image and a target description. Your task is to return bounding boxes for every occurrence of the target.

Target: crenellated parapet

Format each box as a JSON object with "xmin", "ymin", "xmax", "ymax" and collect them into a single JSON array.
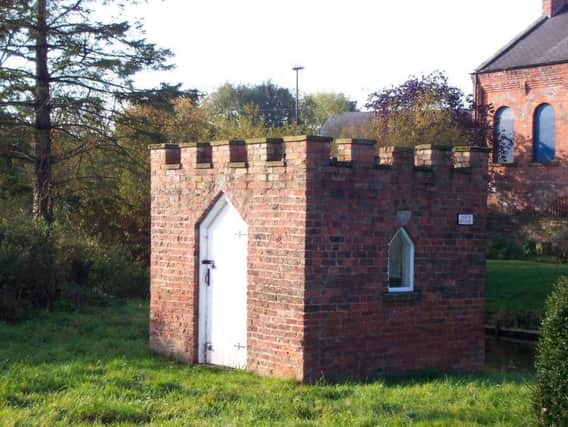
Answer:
[{"xmin": 150, "ymin": 135, "xmax": 490, "ymax": 173}]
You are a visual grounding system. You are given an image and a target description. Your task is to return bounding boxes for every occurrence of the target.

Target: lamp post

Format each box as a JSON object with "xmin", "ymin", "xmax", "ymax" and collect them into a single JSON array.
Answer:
[{"xmin": 292, "ymin": 66, "xmax": 304, "ymax": 125}]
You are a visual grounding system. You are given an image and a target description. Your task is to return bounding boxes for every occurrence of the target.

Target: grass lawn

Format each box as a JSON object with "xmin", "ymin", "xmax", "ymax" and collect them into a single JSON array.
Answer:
[
  {"xmin": 0, "ymin": 300, "xmax": 534, "ymax": 426},
  {"xmin": 486, "ymin": 259, "xmax": 568, "ymax": 314}
]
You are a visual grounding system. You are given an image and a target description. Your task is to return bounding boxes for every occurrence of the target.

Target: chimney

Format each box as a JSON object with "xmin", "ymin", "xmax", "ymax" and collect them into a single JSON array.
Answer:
[{"xmin": 543, "ymin": 0, "xmax": 568, "ymax": 16}]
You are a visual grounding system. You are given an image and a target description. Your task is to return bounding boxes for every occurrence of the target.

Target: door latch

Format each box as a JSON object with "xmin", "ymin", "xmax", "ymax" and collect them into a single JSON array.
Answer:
[
  {"xmin": 202, "ymin": 259, "xmax": 214, "ymax": 287},
  {"xmin": 204, "ymin": 268, "xmax": 210, "ymax": 286},
  {"xmin": 205, "ymin": 343, "xmax": 213, "ymax": 352},
  {"xmin": 234, "ymin": 343, "xmax": 246, "ymax": 350}
]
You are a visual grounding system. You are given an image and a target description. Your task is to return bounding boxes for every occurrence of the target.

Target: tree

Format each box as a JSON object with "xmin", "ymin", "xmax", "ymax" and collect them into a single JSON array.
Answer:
[
  {"xmin": 365, "ymin": 71, "xmax": 491, "ymax": 147},
  {"xmin": 0, "ymin": 106, "xmax": 31, "ymax": 201},
  {"xmin": 60, "ymin": 93, "xmax": 213, "ymax": 262},
  {"xmin": 0, "ymin": 0, "xmax": 173, "ymax": 222},
  {"xmin": 208, "ymin": 82, "xmax": 296, "ymax": 128},
  {"xmin": 301, "ymin": 92, "xmax": 357, "ymax": 133}
]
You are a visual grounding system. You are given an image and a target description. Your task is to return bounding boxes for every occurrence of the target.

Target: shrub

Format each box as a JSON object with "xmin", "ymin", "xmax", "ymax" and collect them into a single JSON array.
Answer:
[
  {"xmin": 534, "ymin": 276, "xmax": 568, "ymax": 425},
  {"xmin": 86, "ymin": 245, "xmax": 149, "ymax": 299},
  {"xmin": 487, "ymin": 237, "xmax": 523, "ymax": 259},
  {"xmin": 0, "ymin": 212, "xmax": 148, "ymax": 321},
  {"xmin": 523, "ymin": 239, "xmax": 538, "ymax": 257},
  {"xmin": 0, "ymin": 218, "xmax": 59, "ymax": 320}
]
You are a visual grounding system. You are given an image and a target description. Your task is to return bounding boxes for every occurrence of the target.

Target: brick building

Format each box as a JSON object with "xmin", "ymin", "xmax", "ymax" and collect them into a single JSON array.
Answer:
[
  {"xmin": 473, "ymin": 0, "xmax": 568, "ymax": 214},
  {"xmin": 150, "ymin": 136, "xmax": 489, "ymax": 381}
]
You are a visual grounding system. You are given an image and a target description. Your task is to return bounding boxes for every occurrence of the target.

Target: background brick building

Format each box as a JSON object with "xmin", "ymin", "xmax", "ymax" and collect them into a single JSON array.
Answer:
[
  {"xmin": 473, "ymin": 0, "xmax": 568, "ymax": 215},
  {"xmin": 150, "ymin": 136, "xmax": 489, "ymax": 381}
]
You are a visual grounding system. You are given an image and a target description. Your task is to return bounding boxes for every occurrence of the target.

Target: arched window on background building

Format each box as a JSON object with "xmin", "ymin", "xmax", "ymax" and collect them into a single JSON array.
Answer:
[
  {"xmin": 388, "ymin": 228, "xmax": 414, "ymax": 293},
  {"xmin": 533, "ymin": 103, "xmax": 556, "ymax": 162},
  {"xmin": 494, "ymin": 106, "xmax": 515, "ymax": 164}
]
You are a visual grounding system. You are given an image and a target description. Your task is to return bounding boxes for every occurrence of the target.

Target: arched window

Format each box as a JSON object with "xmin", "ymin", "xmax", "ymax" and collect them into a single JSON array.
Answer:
[
  {"xmin": 533, "ymin": 103, "xmax": 556, "ymax": 162},
  {"xmin": 388, "ymin": 228, "xmax": 414, "ymax": 292},
  {"xmin": 493, "ymin": 107, "xmax": 515, "ymax": 164}
]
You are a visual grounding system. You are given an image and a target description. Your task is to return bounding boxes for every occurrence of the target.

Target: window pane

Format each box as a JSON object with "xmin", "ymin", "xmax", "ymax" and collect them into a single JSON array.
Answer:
[
  {"xmin": 494, "ymin": 107, "xmax": 514, "ymax": 163},
  {"xmin": 401, "ymin": 245, "xmax": 409, "ymax": 285},
  {"xmin": 534, "ymin": 104, "xmax": 555, "ymax": 162},
  {"xmin": 389, "ymin": 234, "xmax": 403, "ymax": 287}
]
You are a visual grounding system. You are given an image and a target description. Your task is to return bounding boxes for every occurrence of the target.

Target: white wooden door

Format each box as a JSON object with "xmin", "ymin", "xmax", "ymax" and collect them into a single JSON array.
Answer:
[{"xmin": 198, "ymin": 197, "xmax": 247, "ymax": 369}]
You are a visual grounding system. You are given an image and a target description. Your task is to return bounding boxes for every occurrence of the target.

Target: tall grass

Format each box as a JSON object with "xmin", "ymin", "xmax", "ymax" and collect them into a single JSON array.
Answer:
[{"xmin": 0, "ymin": 300, "xmax": 535, "ymax": 426}]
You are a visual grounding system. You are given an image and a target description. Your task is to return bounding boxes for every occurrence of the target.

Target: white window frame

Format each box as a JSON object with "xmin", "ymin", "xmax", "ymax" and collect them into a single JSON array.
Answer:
[{"xmin": 387, "ymin": 227, "xmax": 414, "ymax": 293}]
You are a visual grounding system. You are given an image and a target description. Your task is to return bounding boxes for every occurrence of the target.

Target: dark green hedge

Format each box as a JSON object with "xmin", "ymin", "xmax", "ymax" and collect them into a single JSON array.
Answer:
[
  {"xmin": 534, "ymin": 276, "xmax": 568, "ymax": 426},
  {"xmin": 0, "ymin": 214, "xmax": 148, "ymax": 321}
]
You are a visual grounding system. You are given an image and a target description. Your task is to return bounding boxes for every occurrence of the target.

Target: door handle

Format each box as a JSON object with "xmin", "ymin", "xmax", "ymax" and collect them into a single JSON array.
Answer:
[{"xmin": 205, "ymin": 268, "xmax": 210, "ymax": 287}]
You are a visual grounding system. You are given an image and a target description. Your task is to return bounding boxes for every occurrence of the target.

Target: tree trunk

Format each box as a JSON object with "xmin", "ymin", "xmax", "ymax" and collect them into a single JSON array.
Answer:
[{"xmin": 32, "ymin": 0, "xmax": 53, "ymax": 223}]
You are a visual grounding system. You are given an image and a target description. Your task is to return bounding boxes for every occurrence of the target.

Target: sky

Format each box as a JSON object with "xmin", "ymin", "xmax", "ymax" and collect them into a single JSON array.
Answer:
[{"xmin": 127, "ymin": 0, "xmax": 543, "ymax": 108}]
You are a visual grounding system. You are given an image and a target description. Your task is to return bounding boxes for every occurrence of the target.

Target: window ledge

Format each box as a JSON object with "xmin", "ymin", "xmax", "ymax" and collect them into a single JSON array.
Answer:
[
  {"xmin": 383, "ymin": 290, "xmax": 421, "ymax": 302},
  {"xmin": 229, "ymin": 161, "xmax": 248, "ymax": 169},
  {"xmin": 166, "ymin": 164, "xmax": 181, "ymax": 170},
  {"xmin": 529, "ymin": 160, "xmax": 560, "ymax": 167}
]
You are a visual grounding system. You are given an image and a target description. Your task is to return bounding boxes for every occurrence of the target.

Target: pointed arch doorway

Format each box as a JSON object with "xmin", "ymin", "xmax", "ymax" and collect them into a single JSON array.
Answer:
[{"xmin": 198, "ymin": 195, "xmax": 248, "ymax": 369}]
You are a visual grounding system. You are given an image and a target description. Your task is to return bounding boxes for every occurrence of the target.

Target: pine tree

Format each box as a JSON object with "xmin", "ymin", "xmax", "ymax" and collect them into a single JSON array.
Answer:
[{"xmin": 0, "ymin": 0, "xmax": 173, "ymax": 221}]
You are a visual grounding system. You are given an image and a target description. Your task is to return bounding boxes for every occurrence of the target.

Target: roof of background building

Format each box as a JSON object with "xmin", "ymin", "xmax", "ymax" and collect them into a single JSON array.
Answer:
[
  {"xmin": 319, "ymin": 112, "xmax": 375, "ymax": 138},
  {"xmin": 476, "ymin": 6, "xmax": 568, "ymax": 73}
]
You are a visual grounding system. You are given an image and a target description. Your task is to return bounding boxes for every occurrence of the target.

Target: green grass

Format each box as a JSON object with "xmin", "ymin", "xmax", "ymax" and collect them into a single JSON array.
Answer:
[
  {"xmin": 486, "ymin": 259, "xmax": 568, "ymax": 314},
  {"xmin": 0, "ymin": 301, "xmax": 534, "ymax": 426}
]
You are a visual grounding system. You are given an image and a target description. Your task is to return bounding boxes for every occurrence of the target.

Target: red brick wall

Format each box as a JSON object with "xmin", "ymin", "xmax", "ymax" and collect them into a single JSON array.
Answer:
[
  {"xmin": 303, "ymin": 142, "xmax": 488, "ymax": 380},
  {"xmin": 150, "ymin": 136, "xmax": 488, "ymax": 382},
  {"xmin": 150, "ymin": 137, "xmax": 313, "ymax": 379},
  {"xmin": 475, "ymin": 63, "xmax": 568, "ymax": 214},
  {"xmin": 543, "ymin": 0, "xmax": 568, "ymax": 16}
]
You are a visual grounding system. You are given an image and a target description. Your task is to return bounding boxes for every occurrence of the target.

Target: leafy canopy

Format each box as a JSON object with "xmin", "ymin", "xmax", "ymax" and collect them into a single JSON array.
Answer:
[
  {"xmin": 301, "ymin": 92, "xmax": 357, "ymax": 133},
  {"xmin": 366, "ymin": 71, "xmax": 490, "ymax": 147},
  {"xmin": 208, "ymin": 81, "xmax": 296, "ymax": 128}
]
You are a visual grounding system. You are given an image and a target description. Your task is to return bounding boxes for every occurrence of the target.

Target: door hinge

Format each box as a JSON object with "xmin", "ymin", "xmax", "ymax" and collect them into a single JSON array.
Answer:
[{"xmin": 234, "ymin": 343, "xmax": 246, "ymax": 350}]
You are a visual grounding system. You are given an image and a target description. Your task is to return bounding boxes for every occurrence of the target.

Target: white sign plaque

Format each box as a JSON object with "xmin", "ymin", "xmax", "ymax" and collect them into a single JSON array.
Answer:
[{"xmin": 458, "ymin": 214, "xmax": 474, "ymax": 226}]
